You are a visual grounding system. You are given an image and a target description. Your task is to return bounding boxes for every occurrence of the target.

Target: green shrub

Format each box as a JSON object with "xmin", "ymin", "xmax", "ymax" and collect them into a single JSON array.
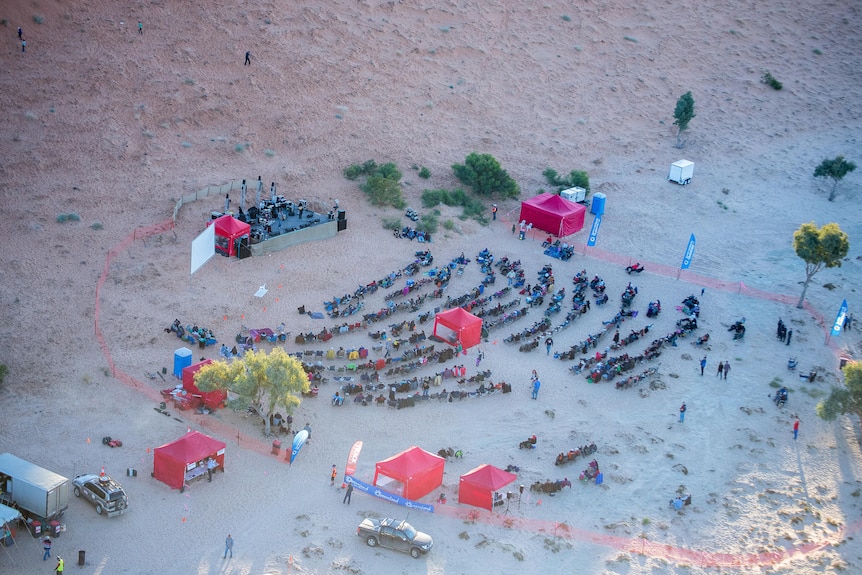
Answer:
[
  {"xmin": 421, "ymin": 189, "xmax": 446, "ymax": 208},
  {"xmin": 91, "ymin": 222, "xmax": 103, "ymax": 230},
  {"xmin": 443, "ymin": 219, "xmax": 455, "ymax": 230},
  {"xmin": 382, "ymin": 216, "xmax": 402, "ymax": 230},
  {"xmin": 761, "ymin": 71, "xmax": 783, "ymax": 90},
  {"xmin": 343, "ymin": 159, "xmax": 379, "ymax": 180},
  {"xmin": 418, "ymin": 213, "xmax": 439, "ymax": 234},
  {"xmin": 543, "ymin": 168, "xmax": 590, "ymax": 193},
  {"xmin": 418, "ymin": 166, "xmax": 431, "ymax": 179},
  {"xmin": 361, "ymin": 175, "xmax": 405, "ymax": 208},
  {"xmin": 452, "ymin": 152, "xmax": 519, "ymax": 198}
]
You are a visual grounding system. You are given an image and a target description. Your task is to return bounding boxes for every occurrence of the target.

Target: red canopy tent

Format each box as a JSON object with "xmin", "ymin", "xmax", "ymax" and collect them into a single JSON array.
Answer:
[
  {"xmin": 458, "ymin": 464, "xmax": 518, "ymax": 511},
  {"xmin": 432, "ymin": 307, "xmax": 482, "ymax": 350},
  {"xmin": 373, "ymin": 446, "xmax": 445, "ymax": 500},
  {"xmin": 153, "ymin": 431, "xmax": 226, "ymax": 491},
  {"xmin": 518, "ymin": 193, "xmax": 586, "ymax": 237},
  {"xmin": 210, "ymin": 214, "xmax": 251, "ymax": 257},
  {"xmin": 183, "ymin": 359, "xmax": 228, "ymax": 410}
]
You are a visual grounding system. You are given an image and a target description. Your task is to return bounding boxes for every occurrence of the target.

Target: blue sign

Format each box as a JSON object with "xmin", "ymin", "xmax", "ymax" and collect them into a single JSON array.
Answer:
[
  {"xmin": 587, "ymin": 215, "xmax": 602, "ymax": 247},
  {"xmin": 345, "ymin": 475, "xmax": 435, "ymax": 513},
  {"xmin": 680, "ymin": 234, "xmax": 696, "ymax": 270},
  {"xmin": 832, "ymin": 299, "xmax": 848, "ymax": 336}
]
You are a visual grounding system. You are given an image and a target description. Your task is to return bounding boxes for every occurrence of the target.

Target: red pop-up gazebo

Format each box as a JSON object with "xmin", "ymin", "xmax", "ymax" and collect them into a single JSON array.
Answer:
[
  {"xmin": 211, "ymin": 215, "xmax": 251, "ymax": 257},
  {"xmin": 518, "ymin": 192, "xmax": 586, "ymax": 237},
  {"xmin": 153, "ymin": 431, "xmax": 226, "ymax": 491},
  {"xmin": 432, "ymin": 307, "xmax": 482, "ymax": 350},
  {"xmin": 458, "ymin": 464, "xmax": 518, "ymax": 511},
  {"xmin": 183, "ymin": 359, "xmax": 228, "ymax": 410},
  {"xmin": 373, "ymin": 446, "xmax": 445, "ymax": 500}
]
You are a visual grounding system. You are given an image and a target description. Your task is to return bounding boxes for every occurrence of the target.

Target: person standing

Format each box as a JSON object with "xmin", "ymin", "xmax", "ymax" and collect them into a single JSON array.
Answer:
[
  {"xmin": 330, "ymin": 464, "xmax": 337, "ymax": 485},
  {"xmin": 700, "ymin": 356, "xmax": 707, "ymax": 376},
  {"xmin": 716, "ymin": 361, "xmax": 724, "ymax": 378},
  {"xmin": 138, "ymin": 21, "xmax": 143, "ymax": 34},
  {"xmin": 224, "ymin": 534, "xmax": 233, "ymax": 559},
  {"xmin": 723, "ymin": 361, "xmax": 730, "ymax": 380},
  {"xmin": 679, "ymin": 402, "xmax": 687, "ymax": 423},
  {"xmin": 422, "ymin": 381, "xmax": 429, "ymax": 397},
  {"xmin": 845, "ymin": 313, "xmax": 853, "ymax": 331},
  {"xmin": 207, "ymin": 457, "xmax": 217, "ymax": 482},
  {"xmin": 613, "ymin": 330, "xmax": 620, "ymax": 345},
  {"xmin": 786, "ymin": 329, "xmax": 793, "ymax": 345},
  {"xmin": 244, "ymin": 51, "xmax": 251, "ymax": 65},
  {"xmin": 21, "ymin": 39, "xmax": 26, "ymax": 52},
  {"xmin": 511, "ymin": 223, "xmax": 516, "ymax": 235},
  {"xmin": 475, "ymin": 349, "xmax": 484, "ymax": 367},
  {"xmin": 343, "ymin": 482, "xmax": 354, "ymax": 504},
  {"xmin": 55, "ymin": 556, "xmax": 64, "ymax": 574},
  {"xmin": 793, "ymin": 419, "xmax": 800, "ymax": 440},
  {"xmin": 18, "ymin": 27, "xmax": 23, "ymax": 40},
  {"xmin": 531, "ymin": 377, "xmax": 541, "ymax": 400},
  {"xmin": 42, "ymin": 536, "xmax": 52, "ymax": 561},
  {"xmin": 545, "ymin": 337, "xmax": 554, "ymax": 356},
  {"xmin": 491, "ymin": 204, "xmax": 497, "ymax": 220}
]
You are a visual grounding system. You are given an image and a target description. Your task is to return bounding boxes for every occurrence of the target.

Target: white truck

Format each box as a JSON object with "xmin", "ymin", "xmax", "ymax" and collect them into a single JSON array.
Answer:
[{"xmin": 0, "ymin": 453, "xmax": 70, "ymax": 521}]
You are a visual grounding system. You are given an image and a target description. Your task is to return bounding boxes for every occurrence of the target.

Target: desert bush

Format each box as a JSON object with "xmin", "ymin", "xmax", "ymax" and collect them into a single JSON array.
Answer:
[
  {"xmin": 418, "ymin": 166, "xmax": 431, "ymax": 179},
  {"xmin": 443, "ymin": 219, "xmax": 455, "ymax": 231},
  {"xmin": 543, "ymin": 168, "xmax": 590, "ymax": 193},
  {"xmin": 452, "ymin": 152, "xmax": 519, "ymax": 198},
  {"xmin": 381, "ymin": 216, "xmax": 402, "ymax": 230},
  {"xmin": 418, "ymin": 213, "xmax": 439, "ymax": 234},
  {"xmin": 344, "ymin": 160, "xmax": 378, "ymax": 180},
  {"xmin": 362, "ymin": 175, "xmax": 405, "ymax": 208},
  {"xmin": 761, "ymin": 71, "xmax": 783, "ymax": 90}
]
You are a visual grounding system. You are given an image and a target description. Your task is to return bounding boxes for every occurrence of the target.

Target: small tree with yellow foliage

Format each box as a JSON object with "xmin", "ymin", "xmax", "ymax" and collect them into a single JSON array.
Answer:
[{"xmin": 195, "ymin": 348, "xmax": 309, "ymax": 436}]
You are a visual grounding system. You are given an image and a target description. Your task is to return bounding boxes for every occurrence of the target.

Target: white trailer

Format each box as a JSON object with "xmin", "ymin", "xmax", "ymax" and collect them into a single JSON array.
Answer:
[{"xmin": 668, "ymin": 160, "xmax": 694, "ymax": 185}]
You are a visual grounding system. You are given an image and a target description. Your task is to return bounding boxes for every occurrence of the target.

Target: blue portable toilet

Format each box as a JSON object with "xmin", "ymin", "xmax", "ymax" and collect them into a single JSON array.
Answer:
[
  {"xmin": 173, "ymin": 347, "xmax": 193, "ymax": 378},
  {"xmin": 590, "ymin": 193, "xmax": 606, "ymax": 216}
]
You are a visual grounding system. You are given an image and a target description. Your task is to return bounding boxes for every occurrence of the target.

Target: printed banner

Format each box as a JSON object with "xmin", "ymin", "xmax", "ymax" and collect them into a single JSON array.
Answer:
[
  {"xmin": 680, "ymin": 234, "xmax": 696, "ymax": 270},
  {"xmin": 832, "ymin": 299, "xmax": 848, "ymax": 337},
  {"xmin": 587, "ymin": 215, "xmax": 602, "ymax": 247},
  {"xmin": 342, "ymin": 441, "xmax": 363, "ymax": 488},
  {"xmin": 344, "ymin": 475, "xmax": 435, "ymax": 513}
]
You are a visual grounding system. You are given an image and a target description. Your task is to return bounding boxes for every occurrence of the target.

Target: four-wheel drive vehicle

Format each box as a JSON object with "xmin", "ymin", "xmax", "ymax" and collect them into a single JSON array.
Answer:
[
  {"xmin": 357, "ymin": 517, "xmax": 433, "ymax": 558},
  {"xmin": 72, "ymin": 474, "xmax": 129, "ymax": 517}
]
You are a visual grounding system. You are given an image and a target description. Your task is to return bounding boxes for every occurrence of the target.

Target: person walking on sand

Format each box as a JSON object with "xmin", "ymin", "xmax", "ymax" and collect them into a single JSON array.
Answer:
[
  {"xmin": 244, "ymin": 50, "xmax": 251, "ymax": 65},
  {"xmin": 18, "ymin": 27, "xmax": 23, "ymax": 40},
  {"xmin": 793, "ymin": 419, "xmax": 800, "ymax": 440},
  {"xmin": 138, "ymin": 21, "xmax": 143, "ymax": 34},
  {"xmin": 330, "ymin": 464, "xmax": 337, "ymax": 485},
  {"xmin": 21, "ymin": 39, "xmax": 26, "ymax": 52},
  {"xmin": 343, "ymin": 482, "xmax": 354, "ymax": 504},
  {"xmin": 531, "ymin": 376, "xmax": 541, "ymax": 400},
  {"xmin": 700, "ymin": 356, "xmax": 707, "ymax": 376},
  {"xmin": 716, "ymin": 361, "xmax": 724, "ymax": 378},
  {"xmin": 679, "ymin": 402, "xmax": 687, "ymax": 423},
  {"xmin": 545, "ymin": 337, "xmax": 554, "ymax": 356},
  {"xmin": 786, "ymin": 329, "xmax": 792, "ymax": 346},
  {"xmin": 723, "ymin": 361, "xmax": 730, "ymax": 380},
  {"xmin": 224, "ymin": 534, "xmax": 233, "ymax": 559}
]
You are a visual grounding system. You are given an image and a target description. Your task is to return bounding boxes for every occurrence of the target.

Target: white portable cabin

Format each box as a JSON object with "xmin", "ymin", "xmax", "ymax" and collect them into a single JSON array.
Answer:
[
  {"xmin": 668, "ymin": 160, "xmax": 694, "ymax": 185},
  {"xmin": 559, "ymin": 186, "xmax": 586, "ymax": 203}
]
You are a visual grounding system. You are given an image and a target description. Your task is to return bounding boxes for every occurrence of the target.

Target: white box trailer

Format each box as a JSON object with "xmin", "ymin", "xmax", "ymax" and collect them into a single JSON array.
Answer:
[
  {"xmin": 0, "ymin": 453, "xmax": 70, "ymax": 520},
  {"xmin": 668, "ymin": 160, "xmax": 694, "ymax": 185},
  {"xmin": 560, "ymin": 186, "xmax": 587, "ymax": 203}
]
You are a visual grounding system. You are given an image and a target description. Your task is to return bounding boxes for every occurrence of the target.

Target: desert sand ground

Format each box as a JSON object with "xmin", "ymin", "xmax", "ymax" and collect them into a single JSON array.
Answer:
[{"xmin": 1, "ymin": 0, "xmax": 862, "ymax": 574}]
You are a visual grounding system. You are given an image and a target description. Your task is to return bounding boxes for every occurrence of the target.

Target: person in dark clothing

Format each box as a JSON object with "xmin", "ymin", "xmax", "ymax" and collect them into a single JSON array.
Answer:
[
  {"xmin": 786, "ymin": 329, "xmax": 792, "ymax": 345},
  {"xmin": 244, "ymin": 51, "xmax": 251, "ymax": 65},
  {"xmin": 343, "ymin": 483, "xmax": 354, "ymax": 504}
]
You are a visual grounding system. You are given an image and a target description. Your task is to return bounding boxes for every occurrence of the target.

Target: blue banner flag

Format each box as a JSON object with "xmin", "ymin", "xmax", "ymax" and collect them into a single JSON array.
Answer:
[
  {"xmin": 831, "ymin": 299, "xmax": 848, "ymax": 336},
  {"xmin": 587, "ymin": 215, "xmax": 602, "ymax": 247},
  {"xmin": 680, "ymin": 234, "xmax": 696, "ymax": 270},
  {"xmin": 344, "ymin": 475, "xmax": 435, "ymax": 513}
]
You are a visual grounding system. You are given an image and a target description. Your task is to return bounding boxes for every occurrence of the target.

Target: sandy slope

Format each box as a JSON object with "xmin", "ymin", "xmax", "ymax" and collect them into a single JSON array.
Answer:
[{"xmin": 1, "ymin": 0, "xmax": 862, "ymax": 573}]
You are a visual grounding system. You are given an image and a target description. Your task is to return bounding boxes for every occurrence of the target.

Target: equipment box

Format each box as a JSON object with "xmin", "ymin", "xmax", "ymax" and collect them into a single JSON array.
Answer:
[
  {"xmin": 560, "ymin": 186, "xmax": 586, "ymax": 202},
  {"xmin": 668, "ymin": 160, "xmax": 694, "ymax": 185}
]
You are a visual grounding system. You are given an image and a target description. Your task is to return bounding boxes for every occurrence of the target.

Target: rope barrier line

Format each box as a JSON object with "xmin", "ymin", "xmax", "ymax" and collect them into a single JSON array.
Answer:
[{"xmin": 94, "ymin": 215, "xmax": 851, "ymax": 563}]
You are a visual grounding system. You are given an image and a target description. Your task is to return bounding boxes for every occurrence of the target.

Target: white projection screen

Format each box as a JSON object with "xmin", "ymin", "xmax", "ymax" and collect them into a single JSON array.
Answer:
[{"xmin": 191, "ymin": 224, "xmax": 216, "ymax": 275}]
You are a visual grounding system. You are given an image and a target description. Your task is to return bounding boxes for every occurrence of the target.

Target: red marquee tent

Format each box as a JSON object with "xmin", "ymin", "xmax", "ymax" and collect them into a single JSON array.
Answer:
[
  {"xmin": 458, "ymin": 464, "xmax": 518, "ymax": 511},
  {"xmin": 211, "ymin": 214, "xmax": 251, "ymax": 257},
  {"xmin": 518, "ymin": 193, "xmax": 586, "ymax": 237},
  {"xmin": 432, "ymin": 307, "xmax": 482, "ymax": 350},
  {"xmin": 153, "ymin": 431, "xmax": 226, "ymax": 490},
  {"xmin": 183, "ymin": 359, "xmax": 228, "ymax": 410},
  {"xmin": 373, "ymin": 446, "xmax": 445, "ymax": 500}
]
